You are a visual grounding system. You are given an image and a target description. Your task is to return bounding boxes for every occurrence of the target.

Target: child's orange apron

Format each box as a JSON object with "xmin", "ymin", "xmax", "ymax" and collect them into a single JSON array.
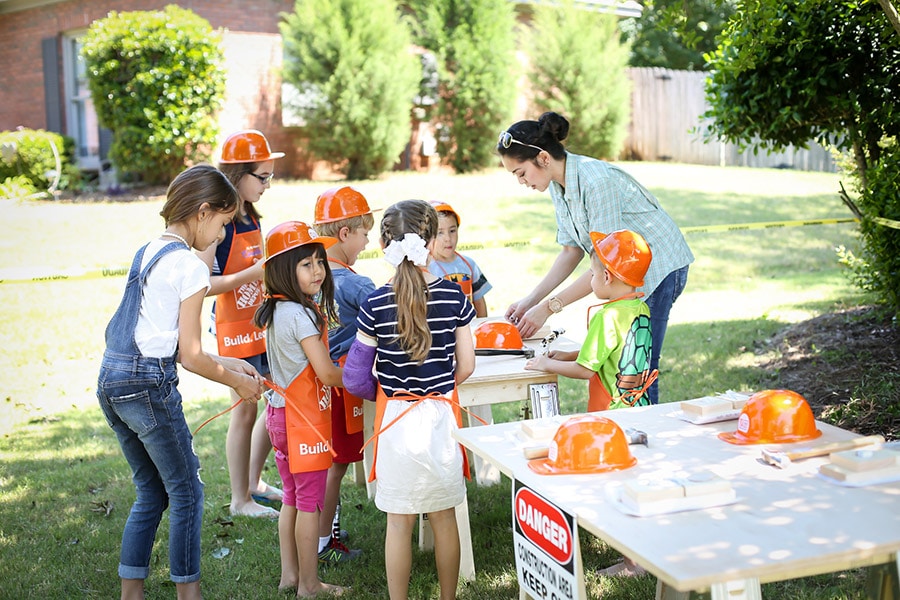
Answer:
[
  {"xmin": 364, "ymin": 385, "xmax": 471, "ymax": 483},
  {"xmin": 215, "ymin": 218, "xmax": 266, "ymax": 357},
  {"xmin": 433, "ymin": 252, "xmax": 475, "ymax": 301},
  {"xmin": 265, "ymin": 326, "xmax": 335, "ymax": 473}
]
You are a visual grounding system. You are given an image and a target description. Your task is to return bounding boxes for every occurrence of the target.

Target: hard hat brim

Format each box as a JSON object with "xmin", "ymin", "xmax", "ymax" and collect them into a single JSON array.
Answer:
[
  {"xmin": 219, "ymin": 151, "xmax": 285, "ymax": 164},
  {"xmin": 527, "ymin": 455, "xmax": 637, "ymax": 475},
  {"xmin": 717, "ymin": 429, "xmax": 822, "ymax": 445}
]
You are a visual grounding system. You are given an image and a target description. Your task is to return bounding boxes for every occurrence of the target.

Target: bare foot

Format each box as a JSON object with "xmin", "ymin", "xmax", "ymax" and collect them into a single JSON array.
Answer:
[
  {"xmin": 297, "ymin": 582, "xmax": 346, "ymax": 597},
  {"xmin": 229, "ymin": 501, "xmax": 279, "ymax": 519}
]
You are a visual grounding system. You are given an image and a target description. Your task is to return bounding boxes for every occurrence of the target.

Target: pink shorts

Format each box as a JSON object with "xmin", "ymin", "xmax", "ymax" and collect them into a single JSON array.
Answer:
[{"xmin": 266, "ymin": 404, "xmax": 327, "ymax": 512}]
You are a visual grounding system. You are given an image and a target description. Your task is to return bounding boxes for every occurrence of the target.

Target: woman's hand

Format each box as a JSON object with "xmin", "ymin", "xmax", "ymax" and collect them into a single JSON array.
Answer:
[{"xmin": 512, "ymin": 302, "xmax": 551, "ymax": 340}]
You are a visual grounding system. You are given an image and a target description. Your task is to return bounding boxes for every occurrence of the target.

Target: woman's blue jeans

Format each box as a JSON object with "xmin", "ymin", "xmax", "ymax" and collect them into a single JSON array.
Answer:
[
  {"xmin": 98, "ymin": 352, "xmax": 203, "ymax": 583},
  {"xmin": 644, "ymin": 266, "xmax": 689, "ymax": 405}
]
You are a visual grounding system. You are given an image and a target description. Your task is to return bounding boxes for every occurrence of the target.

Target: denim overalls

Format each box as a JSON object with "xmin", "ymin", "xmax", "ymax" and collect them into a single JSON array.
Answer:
[{"xmin": 97, "ymin": 241, "xmax": 204, "ymax": 584}]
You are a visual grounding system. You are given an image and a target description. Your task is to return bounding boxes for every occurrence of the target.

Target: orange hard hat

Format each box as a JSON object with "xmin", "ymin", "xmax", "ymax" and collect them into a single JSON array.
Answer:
[
  {"xmin": 590, "ymin": 230, "xmax": 652, "ymax": 288},
  {"xmin": 265, "ymin": 221, "xmax": 336, "ymax": 263},
  {"xmin": 718, "ymin": 389, "xmax": 822, "ymax": 445},
  {"xmin": 429, "ymin": 200, "xmax": 461, "ymax": 225},
  {"xmin": 314, "ymin": 186, "xmax": 375, "ymax": 224},
  {"xmin": 529, "ymin": 414, "xmax": 637, "ymax": 475},
  {"xmin": 473, "ymin": 321, "xmax": 524, "ymax": 350},
  {"xmin": 219, "ymin": 130, "xmax": 285, "ymax": 164}
]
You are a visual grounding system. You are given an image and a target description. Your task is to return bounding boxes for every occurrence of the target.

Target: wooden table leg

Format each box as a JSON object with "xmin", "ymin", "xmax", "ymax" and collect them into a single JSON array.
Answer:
[
  {"xmin": 656, "ymin": 578, "xmax": 761, "ymax": 600},
  {"xmin": 464, "ymin": 404, "xmax": 501, "ymax": 486},
  {"xmin": 867, "ymin": 554, "xmax": 900, "ymax": 600}
]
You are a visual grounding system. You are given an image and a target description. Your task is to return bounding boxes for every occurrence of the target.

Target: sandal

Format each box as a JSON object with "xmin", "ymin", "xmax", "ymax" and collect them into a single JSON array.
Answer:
[{"xmin": 251, "ymin": 482, "xmax": 283, "ymax": 504}]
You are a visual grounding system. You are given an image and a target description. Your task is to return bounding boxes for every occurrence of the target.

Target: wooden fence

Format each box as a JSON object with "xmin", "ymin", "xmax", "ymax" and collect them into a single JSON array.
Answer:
[{"xmin": 624, "ymin": 67, "xmax": 836, "ymax": 172}]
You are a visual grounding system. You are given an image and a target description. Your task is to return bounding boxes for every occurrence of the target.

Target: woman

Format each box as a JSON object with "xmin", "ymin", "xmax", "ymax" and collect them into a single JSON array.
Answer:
[{"xmin": 498, "ymin": 112, "xmax": 693, "ymax": 404}]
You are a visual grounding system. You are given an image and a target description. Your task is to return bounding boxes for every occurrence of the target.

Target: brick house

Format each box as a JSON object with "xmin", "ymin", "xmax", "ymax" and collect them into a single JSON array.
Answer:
[{"xmin": 0, "ymin": 0, "xmax": 642, "ymax": 180}]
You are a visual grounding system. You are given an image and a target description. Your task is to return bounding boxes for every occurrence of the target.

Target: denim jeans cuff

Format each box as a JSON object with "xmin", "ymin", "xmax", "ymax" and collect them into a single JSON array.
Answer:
[{"xmin": 118, "ymin": 563, "xmax": 150, "ymax": 580}]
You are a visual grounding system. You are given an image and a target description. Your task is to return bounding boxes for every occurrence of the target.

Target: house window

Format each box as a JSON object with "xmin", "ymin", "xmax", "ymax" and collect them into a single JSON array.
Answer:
[{"xmin": 62, "ymin": 32, "xmax": 101, "ymax": 171}]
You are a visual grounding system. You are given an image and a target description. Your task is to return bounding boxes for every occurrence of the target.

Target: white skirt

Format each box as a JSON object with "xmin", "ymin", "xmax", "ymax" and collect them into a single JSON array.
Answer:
[{"xmin": 373, "ymin": 397, "xmax": 466, "ymax": 514}]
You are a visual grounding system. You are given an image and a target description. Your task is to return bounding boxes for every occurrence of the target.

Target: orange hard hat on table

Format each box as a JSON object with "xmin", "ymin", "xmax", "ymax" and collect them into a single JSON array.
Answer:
[
  {"xmin": 718, "ymin": 389, "xmax": 822, "ymax": 445},
  {"xmin": 473, "ymin": 321, "xmax": 524, "ymax": 350},
  {"xmin": 590, "ymin": 230, "xmax": 652, "ymax": 287},
  {"xmin": 219, "ymin": 130, "xmax": 285, "ymax": 164},
  {"xmin": 429, "ymin": 200, "xmax": 461, "ymax": 225},
  {"xmin": 529, "ymin": 414, "xmax": 637, "ymax": 475},
  {"xmin": 265, "ymin": 221, "xmax": 336, "ymax": 263},
  {"xmin": 314, "ymin": 186, "xmax": 375, "ymax": 224}
]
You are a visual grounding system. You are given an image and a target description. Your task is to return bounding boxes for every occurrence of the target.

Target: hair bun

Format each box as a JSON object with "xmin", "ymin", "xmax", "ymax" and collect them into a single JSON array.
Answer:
[{"xmin": 538, "ymin": 112, "xmax": 569, "ymax": 142}]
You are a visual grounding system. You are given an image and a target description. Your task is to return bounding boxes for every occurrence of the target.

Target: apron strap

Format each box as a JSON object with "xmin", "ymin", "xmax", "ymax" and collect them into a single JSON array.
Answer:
[{"xmin": 264, "ymin": 379, "xmax": 338, "ymax": 458}]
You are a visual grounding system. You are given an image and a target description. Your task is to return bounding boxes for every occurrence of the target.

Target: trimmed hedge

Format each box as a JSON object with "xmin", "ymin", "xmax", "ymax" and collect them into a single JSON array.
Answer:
[{"xmin": 0, "ymin": 129, "xmax": 81, "ymax": 197}]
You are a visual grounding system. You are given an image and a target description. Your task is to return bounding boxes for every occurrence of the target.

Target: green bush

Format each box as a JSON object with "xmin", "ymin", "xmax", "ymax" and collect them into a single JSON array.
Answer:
[
  {"xmin": 0, "ymin": 129, "xmax": 81, "ymax": 196},
  {"xmin": 527, "ymin": 0, "xmax": 632, "ymax": 160},
  {"xmin": 80, "ymin": 5, "xmax": 225, "ymax": 184},
  {"xmin": 280, "ymin": 0, "xmax": 419, "ymax": 180},
  {"xmin": 409, "ymin": 0, "xmax": 517, "ymax": 173},
  {"xmin": 839, "ymin": 139, "xmax": 900, "ymax": 317}
]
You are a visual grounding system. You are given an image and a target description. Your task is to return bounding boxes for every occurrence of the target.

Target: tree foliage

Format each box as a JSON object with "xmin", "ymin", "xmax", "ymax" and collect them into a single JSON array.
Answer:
[
  {"xmin": 81, "ymin": 5, "xmax": 225, "ymax": 184},
  {"xmin": 704, "ymin": 0, "xmax": 900, "ymax": 316},
  {"xmin": 621, "ymin": 0, "xmax": 735, "ymax": 70},
  {"xmin": 408, "ymin": 0, "xmax": 518, "ymax": 173},
  {"xmin": 527, "ymin": 1, "xmax": 632, "ymax": 160},
  {"xmin": 280, "ymin": 0, "xmax": 419, "ymax": 180}
]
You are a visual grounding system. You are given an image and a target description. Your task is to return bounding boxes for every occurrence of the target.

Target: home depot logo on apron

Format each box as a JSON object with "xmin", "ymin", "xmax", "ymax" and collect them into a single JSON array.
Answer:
[{"xmin": 215, "ymin": 221, "xmax": 266, "ymax": 357}]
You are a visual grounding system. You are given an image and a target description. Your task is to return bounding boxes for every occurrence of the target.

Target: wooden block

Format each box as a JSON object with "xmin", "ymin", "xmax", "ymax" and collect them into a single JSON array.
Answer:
[
  {"xmin": 819, "ymin": 462, "xmax": 900, "ymax": 484},
  {"xmin": 682, "ymin": 471, "xmax": 732, "ymax": 497},
  {"xmin": 828, "ymin": 449, "xmax": 899, "ymax": 472},
  {"xmin": 522, "ymin": 445, "xmax": 549, "ymax": 460},
  {"xmin": 681, "ymin": 396, "xmax": 733, "ymax": 418},
  {"xmin": 623, "ymin": 478, "xmax": 685, "ymax": 503},
  {"xmin": 520, "ymin": 419, "xmax": 560, "ymax": 441}
]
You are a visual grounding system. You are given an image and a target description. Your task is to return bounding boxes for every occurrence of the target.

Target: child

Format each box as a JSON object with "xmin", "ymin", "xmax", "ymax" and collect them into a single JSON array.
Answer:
[
  {"xmin": 97, "ymin": 164, "xmax": 265, "ymax": 599},
  {"xmin": 199, "ymin": 129, "xmax": 284, "ymax": 518},
  {"xmin": 525, "ymin": 229, "xmax": 653, "ymax": 578},
  {"xmin": 525, "ymin": 229, "xmax": 654, "ymax": 413},
  {"xmin": 427, "ymin": 200, "xmax": 492, "ymax": 317},
  {"xmin": 312, "ymin": 186, "xmax": 376, "ymax": 564},
  {"xmin": 343, "ymin": 199, "xmax": 477, "ymax": 600},
  {"xmin": 252, "ymin": 221, "xmax": 347, "ymax": 597}
]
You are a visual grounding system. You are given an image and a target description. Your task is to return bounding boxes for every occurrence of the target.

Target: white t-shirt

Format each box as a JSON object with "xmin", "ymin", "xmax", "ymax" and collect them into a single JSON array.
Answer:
[{"xmin": 134, "ymin": 239, "xmax": 210, "ymax": 358}]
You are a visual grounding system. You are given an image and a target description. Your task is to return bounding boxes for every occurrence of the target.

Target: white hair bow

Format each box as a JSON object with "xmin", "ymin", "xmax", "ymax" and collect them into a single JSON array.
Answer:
[{"xmin": 384, "ymin": 233, "xmax": 430, "ymax": 267}]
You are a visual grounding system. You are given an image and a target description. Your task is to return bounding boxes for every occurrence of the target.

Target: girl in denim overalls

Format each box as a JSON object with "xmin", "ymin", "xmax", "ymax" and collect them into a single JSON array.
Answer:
[{"xmin": 97, "ymin": 164, "xmax": 265, "ymax": 599}]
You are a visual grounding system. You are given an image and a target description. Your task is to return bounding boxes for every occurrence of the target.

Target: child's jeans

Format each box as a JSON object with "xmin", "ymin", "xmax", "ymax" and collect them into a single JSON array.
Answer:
[{"xmin": 98, "ymin": 352, "xmax": 203, "ymax": 583}]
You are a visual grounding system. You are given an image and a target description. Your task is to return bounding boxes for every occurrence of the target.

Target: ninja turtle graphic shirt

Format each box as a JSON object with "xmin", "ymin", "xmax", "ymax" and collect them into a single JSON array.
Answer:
[{"xmin": 576, "ymin": 298, "xmax": 652, "ymax": 410}]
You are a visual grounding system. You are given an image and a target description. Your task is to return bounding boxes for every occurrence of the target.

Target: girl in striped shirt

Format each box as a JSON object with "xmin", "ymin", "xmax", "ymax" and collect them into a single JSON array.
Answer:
[{"xmin": 343, "ymin": 199, "xmax": 476, "ymax": 600}]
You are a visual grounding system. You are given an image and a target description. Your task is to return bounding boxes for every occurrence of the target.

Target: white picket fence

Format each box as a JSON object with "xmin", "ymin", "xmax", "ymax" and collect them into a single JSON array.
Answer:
[{"xmin": 624, "ymin": 67, "xmax": 836, "ymax": 172}]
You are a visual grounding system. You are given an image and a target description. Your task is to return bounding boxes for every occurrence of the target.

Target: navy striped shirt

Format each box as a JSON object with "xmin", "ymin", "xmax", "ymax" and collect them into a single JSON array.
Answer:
[{"xmin": 356, "ymin": 277, "xmax": 475, "ymax": 396}]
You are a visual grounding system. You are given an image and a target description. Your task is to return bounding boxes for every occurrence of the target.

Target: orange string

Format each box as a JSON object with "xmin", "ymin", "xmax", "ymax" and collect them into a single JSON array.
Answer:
[{"xmin": 192, "ymin": 398, "xmax": 244, "ymax": 436}]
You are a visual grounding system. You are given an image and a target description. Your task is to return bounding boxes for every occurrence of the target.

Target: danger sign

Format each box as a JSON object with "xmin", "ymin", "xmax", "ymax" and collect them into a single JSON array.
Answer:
[{"xmin": 512, "ymin": 479, "xmax": 584, "ymax": 600}]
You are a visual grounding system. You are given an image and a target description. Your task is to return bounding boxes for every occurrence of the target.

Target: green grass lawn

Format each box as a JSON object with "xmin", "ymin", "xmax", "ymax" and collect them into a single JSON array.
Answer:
[{"xmin": 0, "ymin": 162, "xmax": 878, "ymax": 598}]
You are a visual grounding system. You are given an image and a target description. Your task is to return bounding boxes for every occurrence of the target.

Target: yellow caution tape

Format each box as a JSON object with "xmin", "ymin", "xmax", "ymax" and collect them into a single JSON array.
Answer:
[{"xmin": 4, "ymin": 215, "xmax": 895, "ymax": 285}]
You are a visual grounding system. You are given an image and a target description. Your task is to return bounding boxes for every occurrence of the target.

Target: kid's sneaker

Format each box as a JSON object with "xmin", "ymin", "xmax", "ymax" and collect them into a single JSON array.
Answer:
[{"xmin": 318, "ymin": 538, "xmax": 362, "ymax": 564}]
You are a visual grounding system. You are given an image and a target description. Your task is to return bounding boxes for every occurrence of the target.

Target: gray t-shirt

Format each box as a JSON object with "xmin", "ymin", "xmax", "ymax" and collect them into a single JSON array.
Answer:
[{"xmin": 264, "ymin": 301, "xmax": 321, "ymax": 409}]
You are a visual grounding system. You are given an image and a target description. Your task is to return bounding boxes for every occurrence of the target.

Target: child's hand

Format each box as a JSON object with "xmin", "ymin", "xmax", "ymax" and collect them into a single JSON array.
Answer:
[
  {"xmin": 525, "ymin": 355, "xmax": 549, "ymax": 372},
  {"xmin": 234, "ymin": 372, "xmax": 264, "ymax": 403}
]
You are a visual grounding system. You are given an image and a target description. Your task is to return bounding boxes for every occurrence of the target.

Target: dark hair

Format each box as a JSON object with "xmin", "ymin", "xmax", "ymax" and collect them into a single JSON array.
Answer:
[
  {"xmin": 380, "ymin": 199, "xmax": 439, "ymax": 363},
  {"xmin": 496, "ymin": 111, "xmax": 569, "ymax": 161},
  {"xmin": 218, "ymin": 161, "xmax": 264, "ymax": 222},
  {"xmin": 253, "ymin": 243, "xmax": 336, "ymax": 334},
  {"xmin": 160, "ymin": 164, "xmax": 238, "ymax": 225}
]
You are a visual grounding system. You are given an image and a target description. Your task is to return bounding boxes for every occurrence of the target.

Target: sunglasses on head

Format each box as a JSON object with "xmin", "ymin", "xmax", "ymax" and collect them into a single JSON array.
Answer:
[
  {"xmin": 498, "ymin": 131, "xmax": 544, "ymax": 153},
  {"xmin": 247, "ymin": 172, "xmax": 274, "ymax": 185}
]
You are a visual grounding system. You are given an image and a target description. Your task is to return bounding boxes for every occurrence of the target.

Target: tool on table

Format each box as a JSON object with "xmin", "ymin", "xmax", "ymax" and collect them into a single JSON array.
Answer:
[
  {"xmin": 625, "ymin": 427, "xmax": 649, "ymax": 447},
  {"xmin": 760, "ymin": 434, "xmax": 885, "ymax": 469},
  {"xmin": 540, "ymin": 328, "xmax": 565, "ymax": 355}
]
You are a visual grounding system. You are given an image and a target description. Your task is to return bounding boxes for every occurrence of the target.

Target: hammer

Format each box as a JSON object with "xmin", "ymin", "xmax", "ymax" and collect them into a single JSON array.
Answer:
[
  {"xmin": 760, "ymin": 434, "xmax": 884, "ymax": 469},
  {"xmin": 625, "ymin": 427, "xmax": 649, "ymax": 447}
]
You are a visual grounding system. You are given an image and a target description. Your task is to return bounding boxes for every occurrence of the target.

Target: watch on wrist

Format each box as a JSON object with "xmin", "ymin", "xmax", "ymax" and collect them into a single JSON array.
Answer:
[{"xmin": 548, "ymin": 296, "xmax": 564, "ymax": 314}]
